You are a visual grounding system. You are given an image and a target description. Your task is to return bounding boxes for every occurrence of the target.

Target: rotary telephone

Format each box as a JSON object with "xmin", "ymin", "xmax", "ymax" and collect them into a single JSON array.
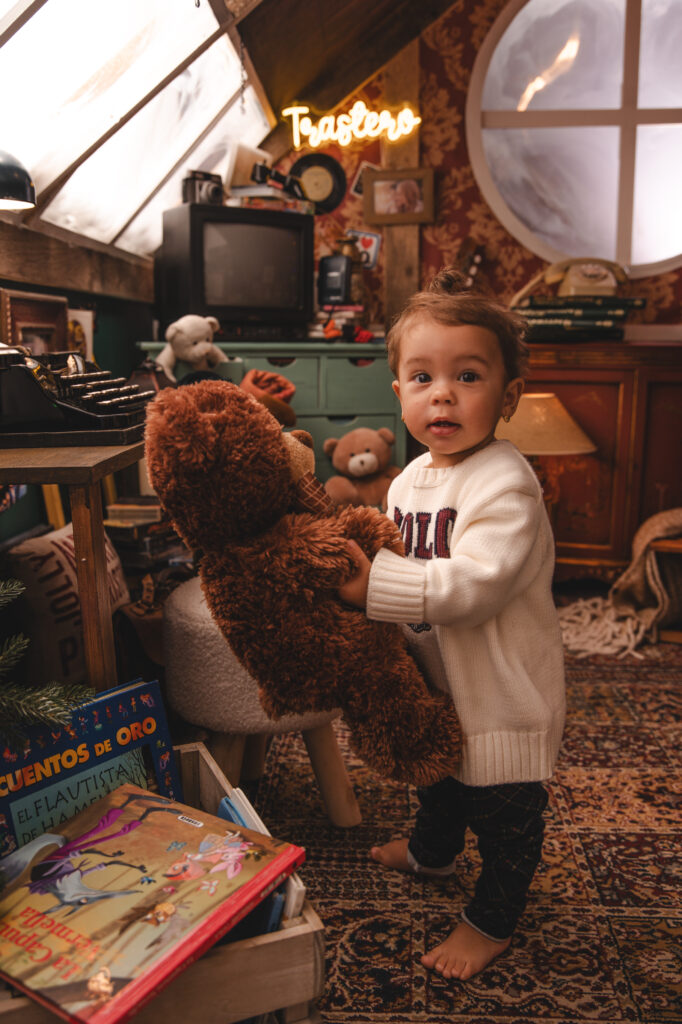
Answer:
[{"xmin": 510, "ymin": 258, "xmax": 629, "ymax": 308}]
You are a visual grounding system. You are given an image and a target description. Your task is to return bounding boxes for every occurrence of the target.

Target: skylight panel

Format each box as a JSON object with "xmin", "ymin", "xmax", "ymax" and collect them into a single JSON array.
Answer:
[
  {"xmin": 40, "ymin": 36, "xmax": 243, "ymax": 244},
  {"xmin": 0, "ymin": 0, "xmax": 222, "ymax": 192},
  {"xmin": 115, "ymin": 87, "xmax": 270, "ymax": 256}
]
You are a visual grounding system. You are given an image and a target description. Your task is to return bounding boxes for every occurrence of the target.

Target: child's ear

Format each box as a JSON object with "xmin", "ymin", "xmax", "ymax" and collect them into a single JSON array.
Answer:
[
  {"xmin": 502, "ymin": 377, "xmax": 524, "ymax": 420},
  {"xmin": 392, "ymin": 378, "xmax": 402, "ymax": 403}
]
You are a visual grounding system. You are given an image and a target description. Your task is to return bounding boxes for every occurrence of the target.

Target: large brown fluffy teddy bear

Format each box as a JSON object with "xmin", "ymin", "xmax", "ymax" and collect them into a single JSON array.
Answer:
[{"xmin": 145, "ymin": 380, "xmax": 461, "ymax": 785}]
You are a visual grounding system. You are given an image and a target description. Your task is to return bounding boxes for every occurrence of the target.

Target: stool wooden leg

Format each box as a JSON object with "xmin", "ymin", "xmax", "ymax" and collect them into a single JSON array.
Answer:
[
  {"xmin": 241, "ymin": 734, "xmax": 269, "ymax": 781},
  {"xmin": 205, "ymin": 732, "xmax": 246, "ymax": 786},
  {"xmin": 302, "ymin": 722, "xmax": 361, "ymax": 828}
]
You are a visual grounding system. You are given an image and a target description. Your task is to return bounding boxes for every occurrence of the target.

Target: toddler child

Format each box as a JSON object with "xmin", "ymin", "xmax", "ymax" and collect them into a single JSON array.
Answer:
[{"xmin": 339, "ymin": 267, "xmax": 566, "ymax": 981}]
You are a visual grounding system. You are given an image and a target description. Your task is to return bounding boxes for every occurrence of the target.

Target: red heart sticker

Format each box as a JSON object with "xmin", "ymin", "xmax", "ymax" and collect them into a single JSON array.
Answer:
[{"xmin": 360, "ymin": 237, "xmax": 372, "ymax": 249}]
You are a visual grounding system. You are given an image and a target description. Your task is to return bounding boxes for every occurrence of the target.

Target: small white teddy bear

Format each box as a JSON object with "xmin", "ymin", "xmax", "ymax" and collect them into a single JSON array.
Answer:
[{"xmin": 155, "ymin": 314, "xmax": 228, "ymax": 383}]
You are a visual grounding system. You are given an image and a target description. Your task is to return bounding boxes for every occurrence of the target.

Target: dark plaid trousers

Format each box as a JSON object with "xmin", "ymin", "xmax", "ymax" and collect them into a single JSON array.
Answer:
[{"xmin": 408, "ymin": 776, "xmax": 548, "ymax": 941}]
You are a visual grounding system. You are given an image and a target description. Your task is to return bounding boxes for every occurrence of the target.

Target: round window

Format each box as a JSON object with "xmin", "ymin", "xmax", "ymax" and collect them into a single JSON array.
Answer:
[{"xmin": 465, "ymin": 0, "xmax": 682, "ymax": 278}]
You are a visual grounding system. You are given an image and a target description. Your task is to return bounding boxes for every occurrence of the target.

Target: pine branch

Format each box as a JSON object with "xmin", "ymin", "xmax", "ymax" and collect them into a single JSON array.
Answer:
[
  {"xmin": 0, "ymin": 578, "xmax": 25, "ymax": 611},
  {"xmin": 0, "ymin": 632, "xmax": 31, "ymax": 680},
  {"xmin": 0, "ymin": 681, "xmax": 94, "ymax": 746}
]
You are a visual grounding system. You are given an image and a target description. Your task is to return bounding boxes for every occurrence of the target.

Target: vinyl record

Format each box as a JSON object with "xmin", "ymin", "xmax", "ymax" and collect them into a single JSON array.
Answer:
[{"xmin": 290, "ymin": 154, "xmax": 347, "ymax": 214}]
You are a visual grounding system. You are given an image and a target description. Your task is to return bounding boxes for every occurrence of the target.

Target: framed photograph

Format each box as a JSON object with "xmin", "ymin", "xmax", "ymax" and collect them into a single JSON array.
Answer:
[
  {"xmin": 351, "ymin": 160, "xmax": 380, "ymax": 198},
  {"xmin": 0, "ymin": 288, "xmax": 69, "ymax": 356},
  {"xmin": 363, "ymin": 167, "xmax": 434, "ymax": 225},
  {"xmin": 67, "ymin": 307, "xmax": 95, "ymax": 360}
]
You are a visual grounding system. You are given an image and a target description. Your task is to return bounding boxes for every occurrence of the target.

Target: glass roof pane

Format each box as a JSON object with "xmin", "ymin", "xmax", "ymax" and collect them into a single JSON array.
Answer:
[
  {"xmin": 481, "ymin": 126, "xmax": 619, "ymax": 257},
  {"xmin": 482, "ymin": 0, "xmax": 625, "ymax": 111},
  {"xmin": 632, "ymin": 124, "xmax": 682, "ymax": 263},
  {"xmin": 638, "ymin": 0, "xmax": 682, "ymax": 108},
  {"xmin": 40, "ymin": 36, "xmax": 244, "ymax": 244},
  {"xmin": 116, "ymin": 87, "xmax": 270, "ymax": 256},
  {"xmin": 0, "ymin": 0, "xmax": 221, "ymax": 192},
  {"xmin": 0, "ymin": 1, "xmax": 25, "ymax": 18}
]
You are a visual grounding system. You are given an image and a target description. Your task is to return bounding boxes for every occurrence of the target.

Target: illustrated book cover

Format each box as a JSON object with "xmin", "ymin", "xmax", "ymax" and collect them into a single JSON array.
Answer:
[
  {"xmin": 0, "ymin": 679, "xmax": 182, "ymax": 860},
  {"xmin": 0, "ymin": 783, "xmax": 305, "ymax": 1023}
]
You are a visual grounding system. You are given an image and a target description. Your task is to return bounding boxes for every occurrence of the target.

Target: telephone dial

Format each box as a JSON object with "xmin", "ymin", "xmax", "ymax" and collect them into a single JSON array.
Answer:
[{"xmin": 510, "ymin": 258, "xmax": 629, "ymax": 308}]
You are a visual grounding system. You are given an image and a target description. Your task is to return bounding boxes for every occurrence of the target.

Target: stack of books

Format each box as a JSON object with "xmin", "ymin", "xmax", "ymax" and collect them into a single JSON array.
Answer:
[
  {"xmin": 103, "ymin": 496, "xmax": 189, "ymax": 573},
  {"xmin": 517, "ymin": 295, "xmax": 647, "ymax": 342},
  {"xmin": 308, "ymin": 304, "xmax": 378, "ymax": 339},
  {"xmin": 0, "ymin": 774, "xmax": 304, "ymax": 1024}
]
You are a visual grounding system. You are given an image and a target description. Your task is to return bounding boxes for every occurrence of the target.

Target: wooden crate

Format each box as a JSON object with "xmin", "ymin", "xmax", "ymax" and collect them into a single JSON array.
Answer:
[{"xmin": 0, "ymin": 743, "xmax": 325, "ymax": 1024}]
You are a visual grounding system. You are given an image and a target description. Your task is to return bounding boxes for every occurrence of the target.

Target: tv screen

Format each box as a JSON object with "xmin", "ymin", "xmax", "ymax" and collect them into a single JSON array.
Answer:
[
  {"xmin": 203, "ymin": 222, "xmax": 304, "ymax": 310},
  {"xmin": 158, "ymin": 204, "xmax": 314, "ymax": 337}
]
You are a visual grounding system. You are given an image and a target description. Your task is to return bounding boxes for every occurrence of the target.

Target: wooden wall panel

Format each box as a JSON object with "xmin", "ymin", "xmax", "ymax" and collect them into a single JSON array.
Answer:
[
  {"xmin": 380, "ymin": 40, "xmax": 420, "ymax": 328},
  {"xmin": 0, "ymin": 220, "xmax": 154, "ymax": 303}
]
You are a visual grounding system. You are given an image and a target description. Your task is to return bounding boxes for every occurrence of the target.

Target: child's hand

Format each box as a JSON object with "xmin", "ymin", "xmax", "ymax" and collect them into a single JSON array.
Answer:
[{"xmin": 338, "ymin": 540, "xmax": 371, "ymax": 608}]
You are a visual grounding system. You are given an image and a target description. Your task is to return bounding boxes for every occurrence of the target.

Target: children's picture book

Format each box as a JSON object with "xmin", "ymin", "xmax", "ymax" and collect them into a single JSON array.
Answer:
[
  {"xmin": 0, "ymin": 783, "xmax": 305, "ymax": 1024},
  {"xmin": 0, "ymin": 680, "xmax": 181, "ymax": 860}
]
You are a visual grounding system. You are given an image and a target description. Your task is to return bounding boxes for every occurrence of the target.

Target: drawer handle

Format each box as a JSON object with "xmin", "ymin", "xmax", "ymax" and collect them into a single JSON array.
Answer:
[{"xmin": 267, "ymin": 357, "xmax": 295, "ymax": 367}]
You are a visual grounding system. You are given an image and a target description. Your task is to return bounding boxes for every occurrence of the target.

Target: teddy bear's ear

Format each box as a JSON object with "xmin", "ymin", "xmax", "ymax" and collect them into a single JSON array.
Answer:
[
  {"xmin": 377, "ymin": 427, "xmax": 395, "ymax": 446},
  {"xmin": 165, "ymin": 323, "xmax": 179, "ymax": 343},
  {"xmin": 206, "ymin": 316, "xmax": 220, "ymax": 334},
  {"xmin": 323, "ymin": 437, "xmax": 339, "ymax": 456}
]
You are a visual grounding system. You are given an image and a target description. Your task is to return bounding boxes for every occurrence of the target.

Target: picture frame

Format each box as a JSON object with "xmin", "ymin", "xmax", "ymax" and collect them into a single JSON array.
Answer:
[
  {"xmin": 363, "ymin": 167, "xmax": 434, "ymax": 225},
  {"xmin": 0, "ymin": 288, "xmax": 69, "ymax": 356},
  {"xmin": 351, "ymin": 160, "xmax": 380, "ymax": 198}
]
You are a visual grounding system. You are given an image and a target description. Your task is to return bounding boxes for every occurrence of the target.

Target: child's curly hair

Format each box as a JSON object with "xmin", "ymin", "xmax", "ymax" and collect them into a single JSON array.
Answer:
[{"xmin": 386, "ymin": 266, "xmax": 529, "ymax": 382}]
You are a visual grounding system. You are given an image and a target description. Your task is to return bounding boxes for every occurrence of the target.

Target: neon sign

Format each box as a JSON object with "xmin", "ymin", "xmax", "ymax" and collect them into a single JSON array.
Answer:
[{"xmin": 282, "ymin": 100, "xmax": 421, "ymax": 148}]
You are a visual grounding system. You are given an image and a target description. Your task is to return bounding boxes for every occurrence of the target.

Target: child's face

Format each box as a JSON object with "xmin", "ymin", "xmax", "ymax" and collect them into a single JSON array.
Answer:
[{"xmin": 392, "ymin": 318, "xmax": 523, "ymax": 469}]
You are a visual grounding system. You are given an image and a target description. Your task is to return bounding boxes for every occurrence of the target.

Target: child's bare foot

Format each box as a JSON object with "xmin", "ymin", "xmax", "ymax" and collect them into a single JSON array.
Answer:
[
  {"xmin": 370, "ymin": 839, "xmax": 457, "ymax": 876},
  {"xmin": 422, "ymin": 920, "xmax": 511, "ymax": 980},
  {"xmin": 369, "ymin": 837, "xmax": 411, "ymax": 871}
]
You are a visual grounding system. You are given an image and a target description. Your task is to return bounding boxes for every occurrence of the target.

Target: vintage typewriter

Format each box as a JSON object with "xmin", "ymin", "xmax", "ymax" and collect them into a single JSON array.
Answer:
[{"xmin": 0, "ymin": 347, "xmax": 156, "ymax": 446}]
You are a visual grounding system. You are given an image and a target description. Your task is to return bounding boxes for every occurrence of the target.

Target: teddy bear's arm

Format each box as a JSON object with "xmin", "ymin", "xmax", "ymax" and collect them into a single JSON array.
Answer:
[
  {"xmin": 207, "ymin": 344, "xmax": 228, "ymax": 367},
  {"xmin": 266, "ymin": 513, "xmax": 359, "ymax": 588},
  {"xmin": 337, "ymin": 504, "xmax": 405, "ymax": 557},
  {"xmin": 155, "ymin": 343, "xmax": 177, "ymax": 381}
]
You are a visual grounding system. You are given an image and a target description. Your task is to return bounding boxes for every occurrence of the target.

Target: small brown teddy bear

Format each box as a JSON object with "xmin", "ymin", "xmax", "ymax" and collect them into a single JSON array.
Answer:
[
  {"xmin": 146, "ymin": 381, "xmax": 461, "ymax": 786},
  {"xmin": 323, "ymin": 426, "xmax": 402, "ymax": 511}
]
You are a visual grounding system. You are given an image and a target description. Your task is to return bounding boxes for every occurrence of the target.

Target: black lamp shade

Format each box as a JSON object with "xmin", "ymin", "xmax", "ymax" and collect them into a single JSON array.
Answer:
[{"xmin": 0, "ymin": 150, "xmax": 36, "ymax": 210}]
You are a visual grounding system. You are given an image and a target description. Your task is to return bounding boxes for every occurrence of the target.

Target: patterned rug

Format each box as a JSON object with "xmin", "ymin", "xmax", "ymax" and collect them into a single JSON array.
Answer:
[{"xmin": 251, "ymin": 643, "xmax": 682, "ymax": 1024}]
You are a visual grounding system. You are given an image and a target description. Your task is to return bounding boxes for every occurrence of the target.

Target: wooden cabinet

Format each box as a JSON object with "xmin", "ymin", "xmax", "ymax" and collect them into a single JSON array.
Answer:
[{"xmin": 526, "ymin": 340, "xmax": 682, "ymax": 579}]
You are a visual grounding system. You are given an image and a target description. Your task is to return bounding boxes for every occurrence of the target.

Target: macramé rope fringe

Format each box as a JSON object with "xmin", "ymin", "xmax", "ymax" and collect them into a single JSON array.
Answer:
[{"xmin": 558, "ymin": 597, "xmax": 648, "ymax": 660}]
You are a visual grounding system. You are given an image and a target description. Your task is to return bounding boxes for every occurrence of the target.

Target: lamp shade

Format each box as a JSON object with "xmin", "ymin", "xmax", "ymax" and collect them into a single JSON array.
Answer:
[
  {"xmin": 0, "ymin": 150, "xmax": 36, "ymax": 210},
  {"xmin": 496, "ymin": 392, "xmax": 597, "ymax": 456}
]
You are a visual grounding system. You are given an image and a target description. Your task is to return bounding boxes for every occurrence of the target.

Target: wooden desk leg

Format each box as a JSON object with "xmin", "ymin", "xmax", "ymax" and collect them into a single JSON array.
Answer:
[{"xmin": 69, "ymin": 481, "xmax": 117, "ymax": 692}]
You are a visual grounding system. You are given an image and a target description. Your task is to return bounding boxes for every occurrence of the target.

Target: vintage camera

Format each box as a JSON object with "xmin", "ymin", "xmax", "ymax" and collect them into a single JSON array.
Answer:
[
  {"xmin": 251, "ymin": 162, "xmax": 305, "ymax": 200},
  {"xmin": 181, "ymin": 170, "xmax": 224, "ymax": 206}
]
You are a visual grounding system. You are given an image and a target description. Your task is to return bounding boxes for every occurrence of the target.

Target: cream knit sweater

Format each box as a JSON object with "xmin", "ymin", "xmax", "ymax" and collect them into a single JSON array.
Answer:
[{"xmin": 366, "ymin": 440, "xmax": 565, "ymax": 787}]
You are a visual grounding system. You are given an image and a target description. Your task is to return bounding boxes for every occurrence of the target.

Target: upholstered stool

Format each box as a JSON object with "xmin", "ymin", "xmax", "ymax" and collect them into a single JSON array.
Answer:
[{"xmin": 163, "ymin": 576, "xmax": 361, "ymax": 826}]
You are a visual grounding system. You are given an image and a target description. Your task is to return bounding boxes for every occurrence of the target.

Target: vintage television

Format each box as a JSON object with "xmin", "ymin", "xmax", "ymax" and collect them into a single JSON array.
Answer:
[{"xmin": 157, "ymin": 203, "xmax": 315, "ymax": 338}]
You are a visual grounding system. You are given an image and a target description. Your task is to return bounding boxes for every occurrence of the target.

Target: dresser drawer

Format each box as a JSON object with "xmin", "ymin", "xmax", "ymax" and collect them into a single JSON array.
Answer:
[
  {"xmin": 324, "ymin": 354, "xmax": 396, "ymax": 414},
  {"xmin": 239, "ymin": 354, "xmax": 321, "ymax": 412}
]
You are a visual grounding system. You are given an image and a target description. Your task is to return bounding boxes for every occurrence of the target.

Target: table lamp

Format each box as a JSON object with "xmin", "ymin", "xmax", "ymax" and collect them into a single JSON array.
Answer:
[
  {"xmin": 0, "ymin": 150, "xmax": 36, "ymax": 210},
  {"xmin": 496, "ymin": 392, "xmax": 597, "ymax": 524}
]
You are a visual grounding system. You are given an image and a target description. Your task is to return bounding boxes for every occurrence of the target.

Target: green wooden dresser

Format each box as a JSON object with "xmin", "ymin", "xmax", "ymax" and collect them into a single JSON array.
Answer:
[{"xmin": 138, "ymin": 340, "xmax": 406, "ymax": 483}]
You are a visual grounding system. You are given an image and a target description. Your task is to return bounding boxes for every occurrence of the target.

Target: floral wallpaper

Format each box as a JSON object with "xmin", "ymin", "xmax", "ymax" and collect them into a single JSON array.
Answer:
[{"xmin": 278, "ymin": 0, "xmax": 681, "ymax": 329}]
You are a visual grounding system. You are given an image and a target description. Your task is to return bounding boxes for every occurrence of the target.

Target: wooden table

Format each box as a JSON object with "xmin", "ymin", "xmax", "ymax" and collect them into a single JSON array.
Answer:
[{"xmin": 0, "ymin": 442, "xmax": 145, "ymax": 691}]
